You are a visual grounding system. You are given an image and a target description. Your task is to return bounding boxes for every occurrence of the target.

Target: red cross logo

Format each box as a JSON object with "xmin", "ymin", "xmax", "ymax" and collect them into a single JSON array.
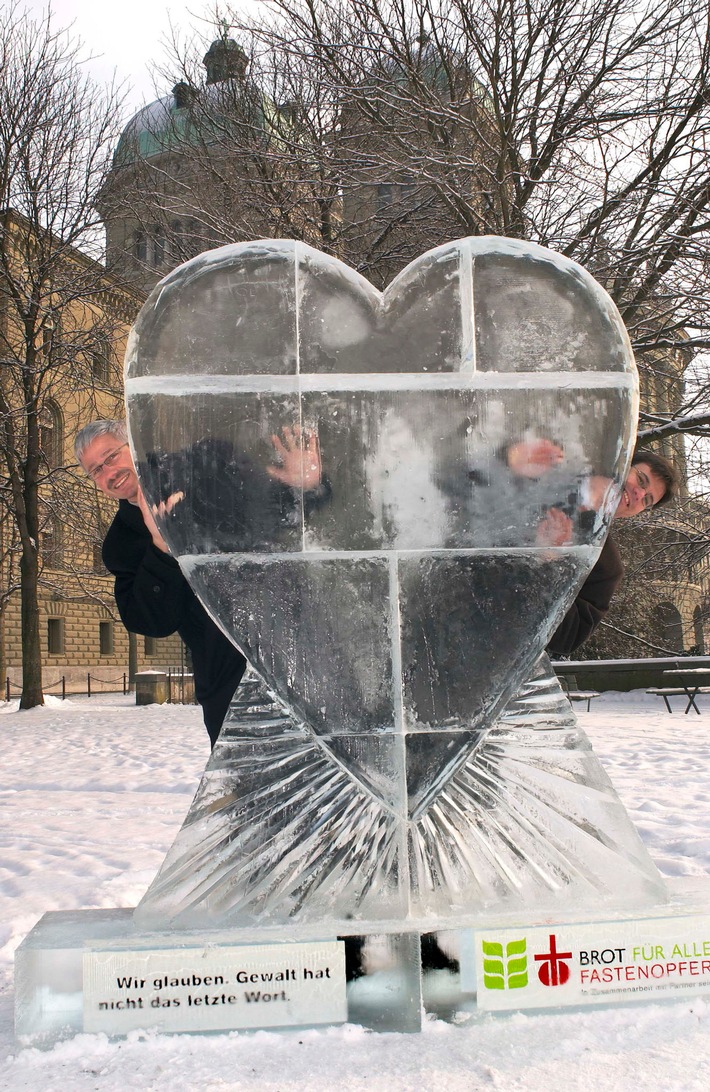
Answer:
[{"xmin": 534, "ymin": 934, "xmax": 572, "ymax": 986}]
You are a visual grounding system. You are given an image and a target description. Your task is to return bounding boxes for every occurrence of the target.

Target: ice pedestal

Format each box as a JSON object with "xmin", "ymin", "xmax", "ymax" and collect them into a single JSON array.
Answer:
[
  {"xmin": 16, "ymin": 883, "xmax": 710, "ymax": 1044},
  {"xmin": 14, "ymin": 910, "xmax": 424, "ymax": 1041}
]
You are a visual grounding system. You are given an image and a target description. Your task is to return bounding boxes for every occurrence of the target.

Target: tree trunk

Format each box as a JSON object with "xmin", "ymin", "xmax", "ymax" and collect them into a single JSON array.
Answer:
[
  {"xmin": 0, "ymin": 607, "xmax": 7, "ymax": 698},
  {"xmin": 19, "ymin": 546, "xmax": 43, "ymax": 708}
]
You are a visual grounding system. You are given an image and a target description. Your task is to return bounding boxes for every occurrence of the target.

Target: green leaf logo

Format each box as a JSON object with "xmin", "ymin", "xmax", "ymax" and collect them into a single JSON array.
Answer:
[{"xmin": 482, "ymin": 937, "xmax": 528, "ymax": 990}]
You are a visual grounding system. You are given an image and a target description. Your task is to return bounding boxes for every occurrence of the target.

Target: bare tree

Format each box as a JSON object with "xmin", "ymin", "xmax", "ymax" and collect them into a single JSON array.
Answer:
[
  {"xmin": 103, "ymin": 0, "xmax": 710, "ymax": 655},
  {"xmin": 0, "ymin": 4, "xmax": 129, "ymax": 708},
  {"xmin": 236, "ymin": 0, "xmax": 710, "ymax": 654},
  {"xmin": 207, "ymin": 2, "xmax": 710, "ymax": 345},
  {"xmin": 121, "ymin": 1, "xmax": 710, "ymax": 426},
  {"xmin": 0, "ymin": 510, "xmax": 20, "ymax": 696}
]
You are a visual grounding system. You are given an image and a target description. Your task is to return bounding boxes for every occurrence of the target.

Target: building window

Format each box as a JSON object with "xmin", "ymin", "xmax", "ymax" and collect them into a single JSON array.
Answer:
[
  {"xmin": 144, "ymin": 635, "xmax": 157, "ymax": 656},
  {"xmin": 99, "ymin": 621, "xmax": 114, "ymax": 656},
  {"xmin": 91, "ymin": 338, "xmax": 111, "ymax": 384},
  {"xmin": 151, "ymin": 225, "xmax": 166, "ymax": 268},
  {"xmin": 693, "ymin": 606, "xmax": 705, "ymax": 655},
  {"xmin": 186, "ymin": 218, "xmax": 201, "ymax": 255},
  {"xmin": 47, "ymin": 618, "xmax": 65, "ymax": 655},
  {"xmin": 399, "ymin": 173, "xmax": 415, "ymax": 199},
  {"xmin": 170, "ymin": 218, "xmax": 185, "ymax": 262},
  {"xmin": 654, "ymin": 601, "xmax": 684, "ymax": 652},
  {"xmin": 40, "ymin": 401, "xmax": 64, "ymax": 468},
  {"xmin": 376, "ymin": 183, "xmax": 394, "ymax": 209},
  {"xmin": 134, "ymin": 227, "xmax": 169, "ymax": 269},
  {"xmin": 134, "ymin": 231, "xmax": 147, "ymax": 264},
  {"xmin": 92, "ymin": 543, "xmax": 106, "ymax": 573},
  {"xmin": 42, "ymin": 518, "xmax": 64, "ymax": 569},
  {"xmin": 170, "ymin": 218, "xmax": 202, "ymax": 263}
]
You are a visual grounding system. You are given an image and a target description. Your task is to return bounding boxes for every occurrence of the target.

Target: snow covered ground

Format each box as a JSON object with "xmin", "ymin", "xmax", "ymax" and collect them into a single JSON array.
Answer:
[{"xmin": 1, "ymin": 689, "xmax": 709, "ymax": 1091}]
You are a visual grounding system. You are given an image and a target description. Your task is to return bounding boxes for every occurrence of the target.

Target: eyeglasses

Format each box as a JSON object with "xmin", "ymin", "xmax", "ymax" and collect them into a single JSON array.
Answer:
[
  {"xmin": 85, "ymin": 442, "xmax": 129, "ymax": 481},
  {"xmin": 634, "ymin": 467, "xmax": 659, "ymax": 511}
]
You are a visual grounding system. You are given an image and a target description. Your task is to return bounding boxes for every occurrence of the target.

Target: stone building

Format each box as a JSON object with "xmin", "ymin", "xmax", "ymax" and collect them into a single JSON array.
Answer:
[
  {"xmin": 337, "ymin": 39, "xmax": 504, "ymax": 287},
  {"xmin": 1, "ymin": 212, "xmax": 184, "ymax": 697},
  {"xmin": 98, "ymin": 39, "xmax": 298, "ymax": 296}
]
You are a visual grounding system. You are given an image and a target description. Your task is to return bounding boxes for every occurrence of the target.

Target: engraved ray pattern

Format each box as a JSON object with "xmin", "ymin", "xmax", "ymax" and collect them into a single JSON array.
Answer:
[{"xmin": 135, "ymin": 660, "xmax": 663, "ymax": 929}]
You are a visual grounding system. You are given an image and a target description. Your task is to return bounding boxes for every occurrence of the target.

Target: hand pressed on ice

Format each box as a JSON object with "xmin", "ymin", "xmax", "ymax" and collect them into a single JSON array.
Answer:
[
  {"xmin": 267, "ymin": 425, "xmax": 322, "ymax": 491},
  {"xmin": 536, "ymin": 506, "xmax": 574, "ymax": 547},
  {"xmin": 507, "ymin": 438, "xmax": 565, "ymax": 478},
  {"xmin": 137, "ymin": 487, "xmax": 184, "ymax": 553}
]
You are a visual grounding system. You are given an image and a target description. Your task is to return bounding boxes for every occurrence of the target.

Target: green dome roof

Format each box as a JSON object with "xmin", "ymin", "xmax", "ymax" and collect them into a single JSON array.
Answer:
[
  {"xmin": 113, "ymin": 94, "xmax": 196, "ymax": 167},
  {"xmin": 112, "ymin": 40, "xmax": 264, "ymax": 168}
]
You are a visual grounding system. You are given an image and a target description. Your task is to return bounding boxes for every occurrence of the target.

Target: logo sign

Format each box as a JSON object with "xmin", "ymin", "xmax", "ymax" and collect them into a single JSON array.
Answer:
[
  {"xmin": 84, "ymin": 940, "xmax": 346, "ymax": 1033},
  {"xmin": 476, "ymin": 916, "xmax": 710, "ymax": 1011}
]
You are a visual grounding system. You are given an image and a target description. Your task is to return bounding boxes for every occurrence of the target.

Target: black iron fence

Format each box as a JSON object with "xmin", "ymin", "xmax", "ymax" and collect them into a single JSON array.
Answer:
[
  {"xmin": 4, "ymin": 667, "xmax": 197, "ymax": 703},
  {"xmin": 166, "ymin": 668, "xmax": 196, "ymax": 704},
  {"xmin": 4, "ymin": 673, "xmax": 129, "ymax": 701}
]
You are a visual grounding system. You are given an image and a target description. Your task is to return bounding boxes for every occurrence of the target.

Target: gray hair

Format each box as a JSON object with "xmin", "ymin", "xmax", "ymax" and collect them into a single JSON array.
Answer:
[{"xmin": 74, "ymin": 419, "xmax": 127, "ymax": 463}]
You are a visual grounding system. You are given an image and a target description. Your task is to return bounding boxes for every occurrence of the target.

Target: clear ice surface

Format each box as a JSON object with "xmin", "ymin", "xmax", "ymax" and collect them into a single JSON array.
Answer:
[{"xmin": 125, "ymin": 236, "xmax": 663, "ymax": 930}]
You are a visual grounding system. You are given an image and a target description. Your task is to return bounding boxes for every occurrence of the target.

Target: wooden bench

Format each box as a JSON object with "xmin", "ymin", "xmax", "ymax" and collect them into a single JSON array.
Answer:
[
  {"xmin": 647, "ymin": 686, "xmax": 710, "ymax": 714},
  {"xmin": 559, "ymin": 675, "xmax": 600, "ymax": 712}
]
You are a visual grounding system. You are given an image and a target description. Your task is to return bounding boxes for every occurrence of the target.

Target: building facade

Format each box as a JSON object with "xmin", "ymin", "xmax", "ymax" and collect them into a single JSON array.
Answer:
[{"xmin": 1, "ymin": 212, "xmax": 184, "ymax": 696}]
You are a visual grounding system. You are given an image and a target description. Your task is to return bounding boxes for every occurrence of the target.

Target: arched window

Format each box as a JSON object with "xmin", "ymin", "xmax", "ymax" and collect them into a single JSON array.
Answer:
[
  {"xmin": 653, "ymin": 601, "xmax": 684, "ymax": 652},
  {"xmin": 170, "ymin": 218, "xmax": 185, "ymax": 262},
  {"xmin": 134, "ymin": 227, "xmax": 167, "ymax": 270},
  {"xmin": 40, "ymin": 400, "xmax": 64, "ymax": 468},
  {"xmin": 693, "ymin": 606, "xmax": 705, "ymax": 655},
  {"xmin": 134, "ymin": 230, "xmax": 147, "ymax": 264},
  {"xmin": 169, "ymin": 218, "xmax": 205, "ymax": 264},
  {"xmin": 151, "ymin": 224, "xmax": 166, "ymax": 268},
  {"xmin": 91, "ymin": 337, "xmax": 111, "ymax": 384}
]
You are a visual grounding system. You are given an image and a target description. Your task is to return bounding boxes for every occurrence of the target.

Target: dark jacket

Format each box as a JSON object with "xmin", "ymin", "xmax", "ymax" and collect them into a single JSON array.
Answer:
[
  {"xmin": 102, "ymin": 499, "xmax": 246, "ymax": 745},
  {"xmin": 547, "ymin": 535, "xmax": 624, "ymax": 656},
  {"xmin": 138, "ymin": 439, "xmax": 326, "ymax": 557}
]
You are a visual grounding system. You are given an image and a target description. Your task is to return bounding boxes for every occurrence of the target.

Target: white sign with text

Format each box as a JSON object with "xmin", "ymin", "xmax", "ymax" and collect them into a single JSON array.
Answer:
[
  {"xmin": 83, "ymin": 940, "xmax": 346, "ymax": 1033},
  {"xmin": 475, "ymin": 915, "xmax": 710, "ymax": 1011}
]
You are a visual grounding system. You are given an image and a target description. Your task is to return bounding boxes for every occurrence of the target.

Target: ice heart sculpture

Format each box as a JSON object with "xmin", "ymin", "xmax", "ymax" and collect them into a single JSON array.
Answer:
[{"xmin": 126, "ymin": 237, "xmax": 663, "ymax": 929}]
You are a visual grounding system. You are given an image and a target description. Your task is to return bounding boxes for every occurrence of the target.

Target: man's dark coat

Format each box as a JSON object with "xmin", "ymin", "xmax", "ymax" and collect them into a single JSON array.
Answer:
[
  {"xmin": 547, "ymin": 535, "xmax": 624, "ymax": 656},
  {"xmin": 102, "ymin": 499, "xmax": 246, "ymax": 746}
]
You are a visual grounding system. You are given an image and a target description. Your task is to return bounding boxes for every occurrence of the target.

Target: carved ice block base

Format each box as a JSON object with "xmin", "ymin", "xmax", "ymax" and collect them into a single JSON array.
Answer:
[{"xmin": 16, "ymin": 879, "xmax": 710, "ymax": 1046}]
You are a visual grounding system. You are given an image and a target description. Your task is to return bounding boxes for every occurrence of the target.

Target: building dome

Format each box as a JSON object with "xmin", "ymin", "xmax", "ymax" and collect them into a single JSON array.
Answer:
[
  {"xmin": 112, "ymin": 40, "xmax": 256, "ymax": 169},
  {"xmin": 100, "ymin": 38, "xmax": 277, "ymax": 294},
  {"xmin": 113, "ymin": 93, "xmax": 195, "ymax": 167}
]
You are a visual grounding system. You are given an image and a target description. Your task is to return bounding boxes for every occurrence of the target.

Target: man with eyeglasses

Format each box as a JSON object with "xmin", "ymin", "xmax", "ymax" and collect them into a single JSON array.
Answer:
[
  {"xmin": 76, "ymin": 418, "xmax": 325, "ymax": 746},
  {"xmin": 74, "ymin": 419, "xmax": 248, "ymax": 748},
  {"xmin": 544, "ymin": 448, "xmax": 681, "ymax": 655}
]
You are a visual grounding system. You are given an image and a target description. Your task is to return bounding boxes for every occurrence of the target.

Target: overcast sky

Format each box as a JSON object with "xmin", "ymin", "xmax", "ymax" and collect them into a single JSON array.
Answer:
[{"xmin": 21, "ymin": 2, "xmax": 261, "ymax": 115}]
